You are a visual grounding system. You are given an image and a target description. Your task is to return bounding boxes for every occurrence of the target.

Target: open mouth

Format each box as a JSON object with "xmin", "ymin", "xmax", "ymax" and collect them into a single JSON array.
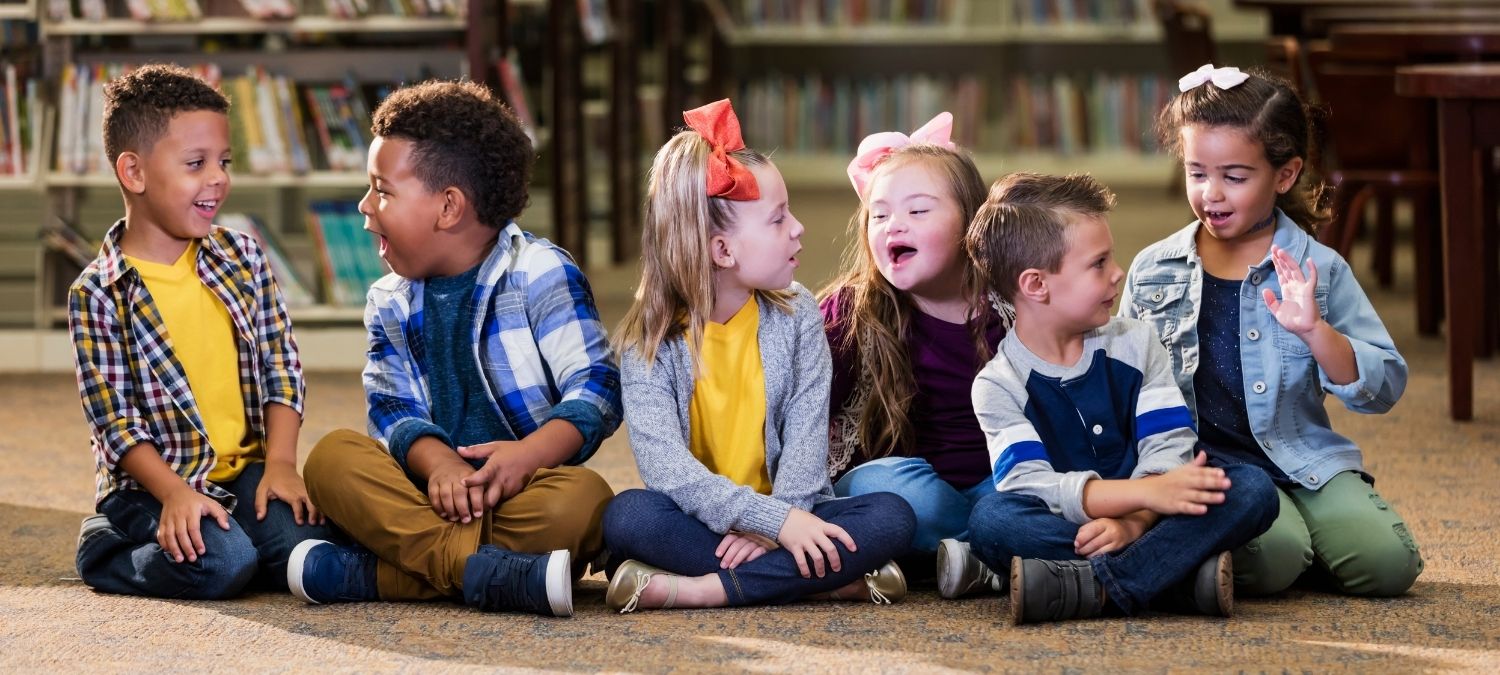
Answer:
[
  {"xmin": 192, "ymin": 199, "xmax": 219, "ymax": 217},
  {"xmin": 889, "ymin": 245, "xmax": 917, "ymax": 265},
  {"xmin": 1204, "ymin": 210, "xmax": 1232, "ymax": 226}
]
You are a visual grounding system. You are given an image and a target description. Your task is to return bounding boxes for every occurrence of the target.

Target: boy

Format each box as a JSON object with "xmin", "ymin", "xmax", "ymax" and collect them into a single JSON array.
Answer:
[
  {"xmin": 291, "ymin": 81, "xmax": 620, "ymax": 618},
  {"xmin": 961, "ymin": 172, "xmax": 1277, "ymax": 624},
  {"xmin": 72, "ymin": 64, "xmax": 335, "ymax": 599}
]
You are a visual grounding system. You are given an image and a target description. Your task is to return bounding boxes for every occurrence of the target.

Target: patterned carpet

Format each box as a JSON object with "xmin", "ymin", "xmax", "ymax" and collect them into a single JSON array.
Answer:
[{"xmin": 2, "ymin": 189, "xmax": 1496, "ymax": 672}]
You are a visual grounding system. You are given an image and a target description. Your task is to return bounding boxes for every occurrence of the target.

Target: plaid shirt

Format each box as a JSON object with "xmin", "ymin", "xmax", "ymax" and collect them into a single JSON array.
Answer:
[
  {"xmin": 364, "ymin": 222, "xmax": 621, "ymax": 465},
  {"xmin": 71, "ymin": 220, "xmax": 304, "ymax": 508}
]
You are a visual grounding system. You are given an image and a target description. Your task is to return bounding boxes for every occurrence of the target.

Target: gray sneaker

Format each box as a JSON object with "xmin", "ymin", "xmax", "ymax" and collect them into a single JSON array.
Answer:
[
  {"xmin": 1009, "ymin": 557, "xmax": 1107, "ymax": 625},
  {"xmin": 936, "ymin": 539, "xmax": 1004, "ymax": 599}
]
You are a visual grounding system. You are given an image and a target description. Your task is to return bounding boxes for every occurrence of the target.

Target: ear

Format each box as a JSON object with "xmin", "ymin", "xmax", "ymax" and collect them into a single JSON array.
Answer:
[
  {"xmin": 115, "ymin": 152, "xmax": 146, "ymax": 195},
  {"xmin": 1017, "ymin": 268, "xmax": 1048, "ymax": 304},
  {"xmin": 709, "ymin": 233, "xmax": 735, "ymax": 270},
  {"xmin": 434, "ymin": 186, "xmax": 467, "ymax": 230},
  {"xmin": 1274, "ymin": 157, "xmax": 1304, "ymax": 195}
]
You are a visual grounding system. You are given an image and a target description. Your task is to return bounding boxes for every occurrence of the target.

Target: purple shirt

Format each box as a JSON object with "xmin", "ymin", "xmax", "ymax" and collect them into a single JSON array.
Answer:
[{"xmin": 822, "ymin": 289, "xmax": 1004, "ymax": 488}]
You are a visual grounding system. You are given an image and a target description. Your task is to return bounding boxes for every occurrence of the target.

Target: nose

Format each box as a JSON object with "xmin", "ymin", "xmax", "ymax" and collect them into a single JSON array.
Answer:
[
  {"xmin": 358, "ymin": 188, "xmax": 374, "ymax": 218},
  {"xmin": 1110, "ymin": 261, "xmax": 1125, "ymax": 285},
  {"xmin": 1203, "ymin": 178, "xmax": 1225, "ymax": 202},
  {"xmin": 790, "ymin": 213, "xmax": 805, "ymax": 240}
]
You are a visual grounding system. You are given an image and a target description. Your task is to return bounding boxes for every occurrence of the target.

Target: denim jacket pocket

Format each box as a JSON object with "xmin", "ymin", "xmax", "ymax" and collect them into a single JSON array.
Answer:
[
  {"xmin": 1269, "ymin": 287, "xmax": 1329, "ymax": 357},
  {"xmin": 1130, "ymin": 282, "xmax": 1187, "ymax": 332}
]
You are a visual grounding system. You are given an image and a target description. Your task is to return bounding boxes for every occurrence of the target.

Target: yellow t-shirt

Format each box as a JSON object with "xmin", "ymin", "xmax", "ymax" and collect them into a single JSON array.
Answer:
[
  {"xmin": 688, "ymin": 297, "xmax": 772, "ymax": 495},
  {"xmin": 126, "ymin": 243, "xmax": 260, "ymax": 482}
]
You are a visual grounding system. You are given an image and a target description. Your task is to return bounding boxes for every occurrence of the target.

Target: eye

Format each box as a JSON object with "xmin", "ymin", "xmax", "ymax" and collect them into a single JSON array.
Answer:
[
  {"xmin": 871, "ymin": 212, "xmax": 889, "ymax": 222},
  {"xmin": 1093, "ymin": 258, "xmax": 1107, "ymax": 269},
  {"xmin": 1186, "ymin": 171, "xmax": 1205, "ymax": 180},
  {"xmin": 1226, "ymin": 175, "xmax": 1247, "ymax": 184},
  {"xmin": 219, "ymin": 158, "xmax": 232, "ymax": 169},
  {"xmin": 910, "ymin": 209, "xmax": 929, "ymax": 216},
  {"xmin": 187, "ymin": 159, "xmax": 203, "ymax": 169}
]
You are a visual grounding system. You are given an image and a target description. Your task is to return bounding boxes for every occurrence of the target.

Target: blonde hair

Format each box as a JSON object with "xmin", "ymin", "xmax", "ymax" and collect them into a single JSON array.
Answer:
[
  {"xmin": 819, "ymin": 144, "xmax": 990, "ymax": 462},
  {"xmin": 614, "ymin": 129, "xmax": 793, "ymax": 371}
]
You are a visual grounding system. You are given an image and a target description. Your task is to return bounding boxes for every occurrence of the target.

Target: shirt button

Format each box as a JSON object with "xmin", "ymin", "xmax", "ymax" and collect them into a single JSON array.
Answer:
[
  {"xmin": 1247, "ymin": 329, "xmax": 1260, "ymax": 340},
  {"xmin": 1252, "ymin": 381, "xmax": 1267, "ymax": 394},
  {"xmin": 1092, "ymin": 424, "xmax": 1103, "ymax": 435},
  {"xmin": 1308, "ymin": 474, "xmax": 1320, "ymax": 485}
]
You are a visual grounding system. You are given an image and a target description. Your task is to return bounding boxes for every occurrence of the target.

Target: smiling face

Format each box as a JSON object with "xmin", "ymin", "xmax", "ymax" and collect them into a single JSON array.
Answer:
[
  {"xmin": 1181, "ymin": 123, "xmax": 1302, "ymax": 246},
  {"xmin": 131, "ymin": 110, "xmax": 232, "ymax": 243},
  {"xmin": 716, "ymin": 162, "xmax": 804, "ymax": 292},
  {"xmin": 1040, "ymin": 214, "xmax": 1124, "ymax": 333},
  {"xmin": 864, "ymin": 160, "xmax": 967, "ymax": 303},
  {"xmin": 358, "ymin": 135, "xmax": 452, "ymax": 279}
]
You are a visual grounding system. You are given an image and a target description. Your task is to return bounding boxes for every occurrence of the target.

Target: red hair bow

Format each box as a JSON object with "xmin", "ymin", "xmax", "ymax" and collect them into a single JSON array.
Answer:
[{"xmin": 682, "ymin": 99, "xmax": 760, "ymax": 201}]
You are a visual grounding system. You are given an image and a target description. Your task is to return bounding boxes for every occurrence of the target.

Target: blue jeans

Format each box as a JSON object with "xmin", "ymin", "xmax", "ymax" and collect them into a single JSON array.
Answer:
[
  {"xmin": 76, "ymin": 461, "xmax": 340, "ymax": 599},
  {"xmin": 967, "ymin": 464, "xmax": 1278, "ymax": 614},
  {"xmin": 835, "ymin": 456, "xmax": 991, "ymax": 553},
  {"xmin": 602, "ymin": 489, "xmax": 916, "ymax": 606}
]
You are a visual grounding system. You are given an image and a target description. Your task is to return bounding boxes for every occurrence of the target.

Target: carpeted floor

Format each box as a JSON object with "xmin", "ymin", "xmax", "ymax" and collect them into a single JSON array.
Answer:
[{"xmin": 2, "ymin": 188, "xmax": 1497, "ymax": 672}]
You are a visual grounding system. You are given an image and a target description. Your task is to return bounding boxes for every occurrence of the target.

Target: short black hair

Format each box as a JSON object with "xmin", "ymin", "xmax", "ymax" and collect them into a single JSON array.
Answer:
[
  {"xmin": 103, "ymin": 64, "xmax": 228, "ymax": 163},
  {"xmin": 371, "ymin": 80, "xmax": 533, "ymax": 228}
]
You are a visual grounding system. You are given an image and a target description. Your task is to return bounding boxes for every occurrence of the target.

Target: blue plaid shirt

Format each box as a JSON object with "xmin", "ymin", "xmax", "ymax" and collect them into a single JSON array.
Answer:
[
  {"xmin": 364, "ymin": 222, "xmax": 621, "ymax": 467},
  {"xmin": 71, "ymin": 220, "xmax": 304, "ymax": 508}
]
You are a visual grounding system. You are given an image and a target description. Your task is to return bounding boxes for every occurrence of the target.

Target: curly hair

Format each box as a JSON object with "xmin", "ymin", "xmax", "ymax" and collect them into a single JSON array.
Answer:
[
  {"xmin": 103, "ymin": 64, "xmax": 228, "ymax": 163},
  {"xmin": 371, "ymin": 80, "xmax": 533, "ymax": 228}
]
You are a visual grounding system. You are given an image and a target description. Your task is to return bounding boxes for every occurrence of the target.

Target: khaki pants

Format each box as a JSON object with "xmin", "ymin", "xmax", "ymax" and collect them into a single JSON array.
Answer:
[{"xmin": 305, "ymin": 429, "xmax": 613, "ymax": 601}]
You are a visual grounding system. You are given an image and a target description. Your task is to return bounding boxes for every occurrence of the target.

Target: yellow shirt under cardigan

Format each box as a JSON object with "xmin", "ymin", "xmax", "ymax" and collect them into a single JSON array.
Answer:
[
  {"xmin": 688, "ymin": 297, "xmax": 772, "ymax": 495},
  {"xmin": 126, "ymin": 243, "xmax": 260, "ymax": 482}
]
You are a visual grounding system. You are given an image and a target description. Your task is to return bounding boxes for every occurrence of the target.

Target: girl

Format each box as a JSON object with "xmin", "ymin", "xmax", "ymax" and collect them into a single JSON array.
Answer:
[
  {"xmin": 819, "ymin": 112, "xmax": 1005, "ymax": 599},
  {"xmin": 603, "ymin": 99, "xmax": 915, "ymax": 612},
  {"xmin": 1123, "ymin": 64, "xmax": 1422, "ymax": 597}
]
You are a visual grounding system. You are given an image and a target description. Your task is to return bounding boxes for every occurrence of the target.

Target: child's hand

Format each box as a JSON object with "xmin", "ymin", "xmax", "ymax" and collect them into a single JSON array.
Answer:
[
  {"xmin": 1074, "ymin": 517, "xmax": 1147, "ymax": 557},
  {"xmin": 426, "ymin": 458, "xmax": 484, "ymax": 523},
  {"xmin": 458, "ymin": 442, "xmax": 535, "ymax": 509},
  {"xmin": 159, "ymin": 487, "xmax": 231, "ymax": 563},
  {"xmin": 1263, "ymin": 245, "xmax": 1322, "ymax": 338},
  {"xmin": 716, "ymin": 531, "xmax": 775, "ymax": 569},
  {"xmin": 256, "ymin": 461, "xmax": 323, "ymax": 525},
  {"xmin": 776, "ymin": 508, "xmax": 856, "ymax": 579},
  {"xmin": 1142, "ymin": 451, "xmax": 1230, "ymax": 515}
]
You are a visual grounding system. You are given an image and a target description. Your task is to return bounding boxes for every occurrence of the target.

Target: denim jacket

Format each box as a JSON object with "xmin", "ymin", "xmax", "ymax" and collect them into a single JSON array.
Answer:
[{"xmin": 1120, "ymin": 211, "xmax": 1407, "ymax": 490}]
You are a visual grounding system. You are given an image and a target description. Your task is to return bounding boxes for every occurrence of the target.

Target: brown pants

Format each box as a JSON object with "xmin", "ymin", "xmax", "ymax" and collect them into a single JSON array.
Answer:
[{"xmin": 304, "ymin": 429, "xmax": 613, "ymax": 601}]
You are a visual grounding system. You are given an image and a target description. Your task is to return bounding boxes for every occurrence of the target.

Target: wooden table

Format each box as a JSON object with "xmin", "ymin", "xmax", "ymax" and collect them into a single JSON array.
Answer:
[
  {"xmin": 1235, "ymin": 0, "xmax": 1500, "ymax": 36},
  {"xmin": 1331, "ymin": 22, "xmax": 1500, "ymax": 60},
  {"xmin": 1395, "ymin": 62, "xmax": 1500, "ymax": 421}
]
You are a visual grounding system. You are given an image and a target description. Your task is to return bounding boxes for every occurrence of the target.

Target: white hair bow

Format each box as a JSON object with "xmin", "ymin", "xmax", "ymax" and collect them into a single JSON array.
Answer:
[{"xmin": 1178, "ymin": 64, "xmax": 1250, "ymax": 92}]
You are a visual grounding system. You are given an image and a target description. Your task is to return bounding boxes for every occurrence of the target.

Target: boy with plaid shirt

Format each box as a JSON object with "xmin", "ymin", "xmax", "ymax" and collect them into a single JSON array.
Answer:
[{"xmin": 72, "ymin": 65, "xmax": 337, "ymax": 599}]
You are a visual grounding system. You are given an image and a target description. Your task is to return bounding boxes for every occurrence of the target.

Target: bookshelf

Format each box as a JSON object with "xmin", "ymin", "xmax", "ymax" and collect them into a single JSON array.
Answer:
[
  {"xmin": 699, "ymin": 0, "xmax": 1269, "ymax": 188},
  {"xmin": 25, "ymin": 0, "xmax": 497, "ymax": 331}
]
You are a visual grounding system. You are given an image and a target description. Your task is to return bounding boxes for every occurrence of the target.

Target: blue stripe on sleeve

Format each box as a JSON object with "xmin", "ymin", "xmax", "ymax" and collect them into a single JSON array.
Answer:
[
  {"xmin": 1135, "ymin": 406, "xmax": 1196, "ymax": 440},
  {"xmin": 992, "ymin": 440, "xmax": 1049, "ymax": 482}
]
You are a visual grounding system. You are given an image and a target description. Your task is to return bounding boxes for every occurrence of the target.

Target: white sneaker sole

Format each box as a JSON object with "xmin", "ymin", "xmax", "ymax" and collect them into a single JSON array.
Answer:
[
  {"xmin": 545, "ymin": 549, "xmax": 573, "ymax": 617},
  {"xmin": 287, "ymin": 539, "xmax": 330, "ymax": 605},
  {"xmin": 936, "ymin": 538, "xmax": 967, "ymax": 599}
]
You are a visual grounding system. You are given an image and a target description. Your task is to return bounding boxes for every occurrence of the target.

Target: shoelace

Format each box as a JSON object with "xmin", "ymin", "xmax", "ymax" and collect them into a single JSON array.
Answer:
[
  {"xmin": 482, "ymin": 552, "xmax": 541, "ymax": 611},
  {"xmin": 326, "ymin": 548, "xmax": 376, "ymax": 602},
  {"xmin": 864, "ymin": 570, "xmax": 892, "ymax": 605},
  {"xmin": 619, "ymin": 570, "xmax": 654, "ymax": 613}
]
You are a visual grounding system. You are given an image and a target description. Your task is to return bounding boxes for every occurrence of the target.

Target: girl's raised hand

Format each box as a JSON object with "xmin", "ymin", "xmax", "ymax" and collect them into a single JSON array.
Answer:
[
  {"xmin": 776, "ymin": 508, "xmax": 856, "ymax": 578},
  {"xmin": 1262, "ymin": 245, "xmax": 1321, "ymax": 337}
]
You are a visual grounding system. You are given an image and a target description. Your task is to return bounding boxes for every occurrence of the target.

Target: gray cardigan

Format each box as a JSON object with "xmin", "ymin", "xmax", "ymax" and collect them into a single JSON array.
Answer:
[{"xmin": 619, "ymin": 283, "xmax": 837, "ymax": 541}]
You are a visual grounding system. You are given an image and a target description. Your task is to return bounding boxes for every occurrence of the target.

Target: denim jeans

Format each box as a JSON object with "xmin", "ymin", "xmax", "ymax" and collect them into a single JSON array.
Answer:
[
  {"xmin": 602, "ymin": 489, "xmax": 916, "ymax": 606},
  {"xmin": 967, "ymin": 464, "xmax": 1278, "ymax": 614},
  {"xmin": 76, "ymin": 461, "xmax": 340, "ymax": 599},
  {"xmin": 835, "ymin": 456, "xmax": 991, "ymax": 553}
]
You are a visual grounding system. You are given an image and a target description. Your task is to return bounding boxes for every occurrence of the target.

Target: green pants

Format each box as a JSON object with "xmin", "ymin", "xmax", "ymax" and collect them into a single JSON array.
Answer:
[{"xmin": 1234, "ymin": 471, "xmax": 1422, "ymax": 597}]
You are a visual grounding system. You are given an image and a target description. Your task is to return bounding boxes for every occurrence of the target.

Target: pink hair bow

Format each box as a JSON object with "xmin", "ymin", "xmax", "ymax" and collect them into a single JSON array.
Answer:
[
  {"xmin": 847, "ymin": 111, "xmax": 956, "ymax": 201},
  {"xmin": 682, "ymin": 98, "xmax": 760, "ymax": 201},
  {"xmin": 1178, "ymin": 64, "xmax": 1250, "ymax": 92}
]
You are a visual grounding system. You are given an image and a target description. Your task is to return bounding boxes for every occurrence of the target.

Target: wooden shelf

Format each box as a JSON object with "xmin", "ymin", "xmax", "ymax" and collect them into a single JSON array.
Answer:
[
  {"xmin": 0, "ymin": 3, "xmax": 32, "ymax": 21},
  {"xmin": 770, "ymin": 151, "xmax": 1177, "ymax": 189},
  {"xmin": 0, "ymin": 174, "xmax": 39, "ymax": 189},
  {"xmin": 45, "ymin": 171, "xmax": 370, "ymax": 189},
  {"xmin": 719, "ymin": 21, "xmax": 1266, "ymax": 46},
  {"xmin": 42, "ymin": 16, "xmax": 464, "ymax": 37}
]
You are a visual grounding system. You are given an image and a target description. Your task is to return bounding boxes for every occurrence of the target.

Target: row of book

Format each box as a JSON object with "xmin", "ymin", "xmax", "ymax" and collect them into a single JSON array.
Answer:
[
  {"xmin": 729, "ymin": 0, "xmax": 1157, "ymax": 27},
  {"xmin": 54, "ymin": 62, "xmax": 389, "ymax": 177},
  {"xmin": 45, "ymin": 0, "xmax": 460, "ymax": 21},
  {"xmin": 734, "ymin": 71, "xmax": 1172, "ymax": 156},
  {"xmin": 216, "ymin": 204, "xmax": 385, "ymax": 308},
  {"xmin": 0, "ymin": 61, "xmax": 36, "ymax": 177},
  {"xmin": 1010, "ymin": 0, "xmax": 1153, "ymax": 26}
]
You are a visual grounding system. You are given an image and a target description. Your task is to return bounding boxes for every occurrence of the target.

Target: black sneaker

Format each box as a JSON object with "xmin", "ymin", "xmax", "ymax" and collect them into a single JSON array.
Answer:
[
  {"xmin": 287, "ymin": 539, "xmax": 380, "ymax": 604},
  {"xmin": 1009, "ymin": 556, "xmax": 1107, "ymax": 625},
  {"xmin": 462, "ymin": 545, "xmax": 572, "ymax": 617}
]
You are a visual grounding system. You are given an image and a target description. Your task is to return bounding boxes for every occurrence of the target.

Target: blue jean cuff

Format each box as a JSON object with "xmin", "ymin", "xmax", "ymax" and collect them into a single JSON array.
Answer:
[
  {"xmin": 1089, "ymin": 555, "xmax": 1141, "ymax": 616},
  {"xmin": 717, "ymin": 568, "xmax": 748, "ymax": 606}
]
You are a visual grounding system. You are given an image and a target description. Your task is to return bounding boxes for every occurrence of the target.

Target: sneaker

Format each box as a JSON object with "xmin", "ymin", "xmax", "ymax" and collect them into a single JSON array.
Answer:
[
  {"xmin": 77, "ymin": 514, "xmax": 116, "ymax": 546},
  {"xmin": 1187, "ymin": 551, "xmax": 1234, "ymax": 617},
  {"xmin": 936, "ymin": 539, "xmax": 1004, "ymax": 599},
  {"xmin": 462, "ymin": 545, "xmax": 572, "ymax": 617},
  {"xmin": 1009, "ymin": 556, "xmax": 1107, "ymax": 625},
  {"xmin": 863, "ymin": 560, "xmax": 907, "ymax": 604},
  {"xmin": 287, "ymin": 539, "xmax": 380, "ymax": 604}
]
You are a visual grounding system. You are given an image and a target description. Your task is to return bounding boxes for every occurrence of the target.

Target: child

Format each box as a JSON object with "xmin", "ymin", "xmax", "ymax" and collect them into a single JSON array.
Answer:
[
  {"xmin": 289, "ymin": 81, "xmax": 621, "ymax": 617},
  {"xmin": 71, "ymin": 64, "xmax": 336, "ymax": 599},
  {"xmin": 1123, "ymin": 65, "xmax": 1422, "ymax": 597},
  {"xmin": 965, "ymin": 172, "xmax": 1278, "ymax": 624},
  {"xmin": 819, "ymin": 112, "xmax": 1005, "ymax": 599},
  {"xmin": 602, "ymin": 99, "xmax": 915, "ymax": 612}
]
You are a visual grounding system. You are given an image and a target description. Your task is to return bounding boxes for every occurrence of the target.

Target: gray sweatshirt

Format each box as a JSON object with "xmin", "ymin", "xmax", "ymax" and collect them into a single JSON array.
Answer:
[{"xmin": 619, "ymin": 283, "xmax": 837, "ymax": 541}]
